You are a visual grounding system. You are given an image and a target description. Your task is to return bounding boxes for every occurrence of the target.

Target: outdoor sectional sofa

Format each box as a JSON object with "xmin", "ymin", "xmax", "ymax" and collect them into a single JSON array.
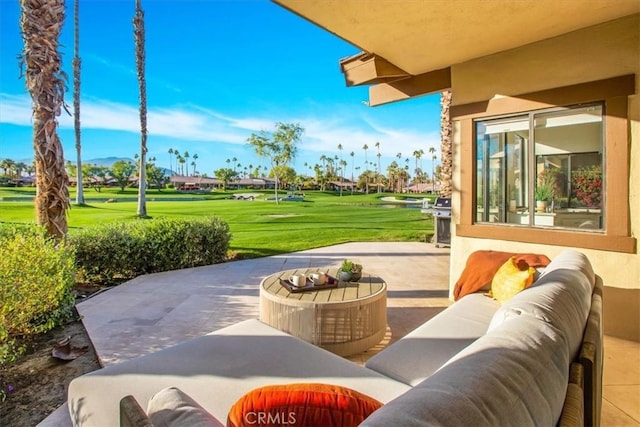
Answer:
[{"xmin": 67, "ymin": 249, "xmax": 602, "ymax": 426}]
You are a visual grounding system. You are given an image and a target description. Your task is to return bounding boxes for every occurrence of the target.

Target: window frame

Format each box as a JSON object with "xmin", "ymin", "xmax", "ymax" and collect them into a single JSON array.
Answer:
[
  {"xmin": 473, "ymin": 103, "xmax": 605, "ymax": 229},
  {"xmin": 453, "ymin": 75, "xmax": 635, "ymax": 253}
]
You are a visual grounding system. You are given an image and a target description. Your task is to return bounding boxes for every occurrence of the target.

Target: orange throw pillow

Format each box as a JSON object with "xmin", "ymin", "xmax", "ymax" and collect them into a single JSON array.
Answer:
[
  {"xmin": 453, "ymin": 250, "xmax": 551, "ymax": 300},
  {"xmin": 226, "ymin": 383, "xmax": 383, "ymax": 427}
]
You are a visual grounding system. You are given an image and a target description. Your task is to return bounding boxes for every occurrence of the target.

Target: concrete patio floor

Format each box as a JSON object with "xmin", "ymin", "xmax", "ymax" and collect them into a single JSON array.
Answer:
[{"xmin": 38, "ymin": 242, "xmax": 639, "ymax": 426}]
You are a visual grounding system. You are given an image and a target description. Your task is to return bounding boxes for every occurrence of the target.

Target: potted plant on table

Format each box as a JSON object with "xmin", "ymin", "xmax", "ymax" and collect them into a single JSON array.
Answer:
[{"xmin": 338, "ymin": 260, "xmax": 363, "ymax": 282}]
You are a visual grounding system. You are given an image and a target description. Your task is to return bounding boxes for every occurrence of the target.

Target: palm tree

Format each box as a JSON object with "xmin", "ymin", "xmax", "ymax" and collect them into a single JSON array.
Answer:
[
  {"xmin": 133, "ymin": 0, "xmax": 148, "ymax": 217},
  {"xmin": 404, "ymin": 158, "xmax": 410, "ymax": 192},
  {"xmin": 72, "ymin": 0, "xmax": 84, "ymax": 205},
  {"xmin": 440, "ymin": 90, "xmax": 453, "ymax": 197},
  {"xmin": 183, "ymin": 151, "xmax": 190, "ymax": 176},
  {"xmin": 349, "ymin": 151, "xmax": 355, "ymax": 195},
  {"xmin": 428, "ymin": 146, "xmax": 437, "ymax": 193},
  {"xmin": 387, "ymin": 161, "xmax": 399, "ymax": 192},
  {"xmin": 14, "ymin": 162, "xmax": 27, "ymax": 179},
  {"xmin": 362, "ymin": 143, "xmax": 369, "ymax": 194},
  {"xmin": 177, "ymin": 155, "xmax": 185, "ymax": 175},
  {"xmin": 173, "ymin": 147, "xmax": 179, "ymax": 173},
  {"xmin": 396, "ymin": 153, "xmax": 402, "ymax": 191},
  {"xmin": 19, "ymin": 0, "xmax": 69, "ymax": 239},
  {"xmin": 168, "ymin": 148, "xmax": 174, "ymax": 175},
  {"xmin": 192, "ymin": 153, "xmax": 198, "ymax": 175},
  {"xmin": 337, "ymin": 144, "xmax": 344, "ymax": 196},
  {"xmin": 1, "ymin": 158, "xmax": 14, "ymax": 177},
  {"xmin": 413, "ymin": 149, "xmax": 424, "ymax": 182},
  {"xmin": 375, "ymin": 141, "xmax": 381, "ymax": 193}
]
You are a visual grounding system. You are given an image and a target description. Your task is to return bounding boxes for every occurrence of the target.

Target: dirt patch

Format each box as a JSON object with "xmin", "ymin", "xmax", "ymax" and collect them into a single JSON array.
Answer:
[
  {"xmin": 0, "ymin": 289, "xmax": 102, "ymax": 426},
  {"xmin": 265, "ymin": 213, "xmax": 301, "ymax": 218}
]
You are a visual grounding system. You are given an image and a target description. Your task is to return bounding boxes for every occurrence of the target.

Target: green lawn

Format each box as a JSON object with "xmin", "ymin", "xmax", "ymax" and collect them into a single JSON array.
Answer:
[{"xmin": 0, "ymin": 188, "xmax": 435, "ymax": 259}]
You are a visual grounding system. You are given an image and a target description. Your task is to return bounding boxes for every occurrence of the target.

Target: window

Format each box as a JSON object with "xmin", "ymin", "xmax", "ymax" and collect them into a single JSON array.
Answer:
[{"xmin": 475, "ymin": 104, "xmax": 604, "ymax": 230}]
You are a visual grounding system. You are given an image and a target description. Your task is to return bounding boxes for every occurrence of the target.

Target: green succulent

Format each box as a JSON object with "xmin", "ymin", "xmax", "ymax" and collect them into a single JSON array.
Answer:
[{"xmin": 340, "ymin": 259, "xmax": 362, "ymax": 273}]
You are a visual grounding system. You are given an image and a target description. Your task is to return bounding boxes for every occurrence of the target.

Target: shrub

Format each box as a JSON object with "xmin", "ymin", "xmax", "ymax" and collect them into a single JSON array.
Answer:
[
  {"xmin": 0, "ymin": 225, "xmax": 76, "ymax": 365},
  {"xmin": 70, "ymin": 216, "xmax": 231, "ymax": 284}
]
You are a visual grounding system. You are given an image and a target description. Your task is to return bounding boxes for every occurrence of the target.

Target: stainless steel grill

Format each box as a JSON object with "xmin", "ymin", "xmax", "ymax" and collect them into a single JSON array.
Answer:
[{"xmin": 433, "ymin": 197, "xmax": 451, "ymax": 248}]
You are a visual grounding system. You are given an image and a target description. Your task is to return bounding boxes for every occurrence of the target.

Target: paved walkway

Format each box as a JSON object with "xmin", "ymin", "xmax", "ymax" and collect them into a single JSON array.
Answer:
[{"xmin": 79, "ymin": 242, "xmax": 452, "ymax": 366}]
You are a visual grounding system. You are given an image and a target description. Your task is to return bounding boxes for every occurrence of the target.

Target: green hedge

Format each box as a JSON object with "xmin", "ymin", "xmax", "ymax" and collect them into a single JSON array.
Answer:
[
  {"xmin": 0, "ymin": 217, "xmax": 230, "ymax": 363},
  {"xmin": 70, "ymin": 216, "xmax": 231, "ymax": 284},
  {"xmin": 0, "ymin": 225, "xmax": 76, "ymax": 364}
]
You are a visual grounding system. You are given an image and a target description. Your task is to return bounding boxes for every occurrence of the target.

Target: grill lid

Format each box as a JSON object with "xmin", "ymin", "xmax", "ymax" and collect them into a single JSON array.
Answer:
[{"xmin": 433, "ymin": 197, "xmax": 451, "ymax": 209}]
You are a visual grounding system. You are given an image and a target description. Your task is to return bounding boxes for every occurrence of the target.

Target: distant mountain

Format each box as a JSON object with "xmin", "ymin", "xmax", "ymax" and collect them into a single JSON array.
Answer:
[{"xmin": 84, "ymin": 157, "xmax": 134, "ymax": 167}]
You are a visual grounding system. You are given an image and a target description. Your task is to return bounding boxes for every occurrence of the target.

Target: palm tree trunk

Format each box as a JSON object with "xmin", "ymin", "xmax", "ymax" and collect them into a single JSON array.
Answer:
[
  {"xmin": 73, "ymin": 0, "xmax": 84, "ymax": 205},
  {"xmin": 134, "ymin": 0, "xmax": 147, "ymax": 217},
  {"xmin": 19, "ymin": 0, "xmax": 69, "ymax": 239},
  {"xmin": 440, "ymin": 90, "xmax": 453, "ymax": 198}
]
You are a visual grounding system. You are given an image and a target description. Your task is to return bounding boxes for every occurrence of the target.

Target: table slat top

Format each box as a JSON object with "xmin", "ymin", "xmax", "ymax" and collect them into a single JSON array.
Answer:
[{"xmin": 261, "ymin": 268, "xmax": 385, "ymax": 303}]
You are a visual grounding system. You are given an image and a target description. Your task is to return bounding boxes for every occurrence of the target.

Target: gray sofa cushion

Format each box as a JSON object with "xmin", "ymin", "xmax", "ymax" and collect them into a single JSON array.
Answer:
[
  {"xmin": 365, "ymin": 293, "xmax": 500, "ymax": 386},
  {"xmin": 68, "ymin": 319, "xmax": 410, "ymax": 426},
  {"xmin": 489, "ymin": 249, "xmax": 595, "ymax": 360},
  {"xmin": 362, "ymin": 249, "xmax": 595, "ymax": 427},
  {"xmin": 362, "ymin": 315, "xmax": 572, "ymax": 427},
  {"xmin": 537, "ymin": 249, "xmax": 595, "ymax": 285}
]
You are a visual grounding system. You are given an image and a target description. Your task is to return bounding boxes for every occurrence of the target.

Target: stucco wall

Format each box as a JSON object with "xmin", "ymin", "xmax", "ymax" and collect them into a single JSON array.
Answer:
[
  {"xmin": 451, "ymin": 14, "xmax": 639, "ymax": 106},
  {"xmin": 449, "ymin": 14, "xmax": 640, "ymax": 341}
]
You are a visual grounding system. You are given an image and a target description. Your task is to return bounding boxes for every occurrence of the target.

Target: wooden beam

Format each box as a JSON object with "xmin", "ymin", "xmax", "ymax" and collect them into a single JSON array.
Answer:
[
  {"xmin": 340, "ymin": 52, "xmax": 410, "ymax": 87},
  {"xmin": 368, "ymin": 67, "xmax": 451, "ymax": 106}
]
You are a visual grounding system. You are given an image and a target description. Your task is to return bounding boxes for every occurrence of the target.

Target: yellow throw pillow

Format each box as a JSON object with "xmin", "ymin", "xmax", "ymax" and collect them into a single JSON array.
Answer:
[{"xmin": 489, "ymin": 256, "xmax": 535, "ymax": 304}]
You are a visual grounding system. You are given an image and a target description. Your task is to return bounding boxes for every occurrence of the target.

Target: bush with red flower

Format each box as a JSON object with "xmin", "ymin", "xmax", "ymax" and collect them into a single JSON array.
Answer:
[{"xmin": 571, "ymin": 165, "xmax": 602, "ymax": 208}]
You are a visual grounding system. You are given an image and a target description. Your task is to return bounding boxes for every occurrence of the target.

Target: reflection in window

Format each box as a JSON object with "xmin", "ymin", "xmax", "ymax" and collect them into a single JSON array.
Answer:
[{"xmin": 475, "ymin": 104, "xmax": 603, "ymax": 230}]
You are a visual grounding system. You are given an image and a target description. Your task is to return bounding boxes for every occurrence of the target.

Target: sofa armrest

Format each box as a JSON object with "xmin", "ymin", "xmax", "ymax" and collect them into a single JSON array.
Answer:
[
  {"xmin": 579, "ymin": 276, "xmax": 603, "ymax": 427},
  {"xmin": 120, "ymin": 395, "xmax": 153, "ymax": 427},
  {"xmin": 557, "ymin": 363, "xmax": 585, "ymax": 427}
]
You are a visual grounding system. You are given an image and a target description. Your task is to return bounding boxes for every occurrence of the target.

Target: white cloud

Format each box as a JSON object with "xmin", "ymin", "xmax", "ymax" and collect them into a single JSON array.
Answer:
[
  {"xmin": 1, "ymin": 93, "xmax": 439, "ymax": 166},
  {"xmin": 0, "ymin": 94, "xmax": 34, "ymax": 125},
  {"xmin": 0, "ymin": 93, "xmax": 253, "ymax": 144},
  {"xmin": 284, "ymin": 114, "xmax": 440, "ymax": 162}
]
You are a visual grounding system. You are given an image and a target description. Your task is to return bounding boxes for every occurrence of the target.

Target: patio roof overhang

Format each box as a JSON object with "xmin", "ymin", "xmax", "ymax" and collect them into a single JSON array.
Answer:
[{"xmin": 273, "ymin": 0, "xmax": 640, "ymax": 106}]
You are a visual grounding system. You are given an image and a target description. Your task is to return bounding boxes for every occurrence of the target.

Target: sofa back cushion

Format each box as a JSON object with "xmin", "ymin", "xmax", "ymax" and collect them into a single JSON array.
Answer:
[
  {"xmin": 362, "ymin": 315, "xmax": 572, "ymax": 427},
  {"xmin": 488, "ymin": 250, "xmax": 595, "ymax": 360},
  {"xmin": 538, "ymin": 249, "xmax": 595, "ymax": 285}
]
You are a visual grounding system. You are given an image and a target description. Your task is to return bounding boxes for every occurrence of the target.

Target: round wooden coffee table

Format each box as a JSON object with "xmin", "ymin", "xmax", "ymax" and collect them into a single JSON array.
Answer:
[{"xmin": 259, "ymin": 267, "xmax": 387, "ymax": 356}]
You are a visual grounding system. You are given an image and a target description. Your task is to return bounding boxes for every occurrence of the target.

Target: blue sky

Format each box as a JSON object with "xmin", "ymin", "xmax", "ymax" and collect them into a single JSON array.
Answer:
[{"xmin": 0, "ymin": 0, "xmax": 442, "ymax": 177}]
